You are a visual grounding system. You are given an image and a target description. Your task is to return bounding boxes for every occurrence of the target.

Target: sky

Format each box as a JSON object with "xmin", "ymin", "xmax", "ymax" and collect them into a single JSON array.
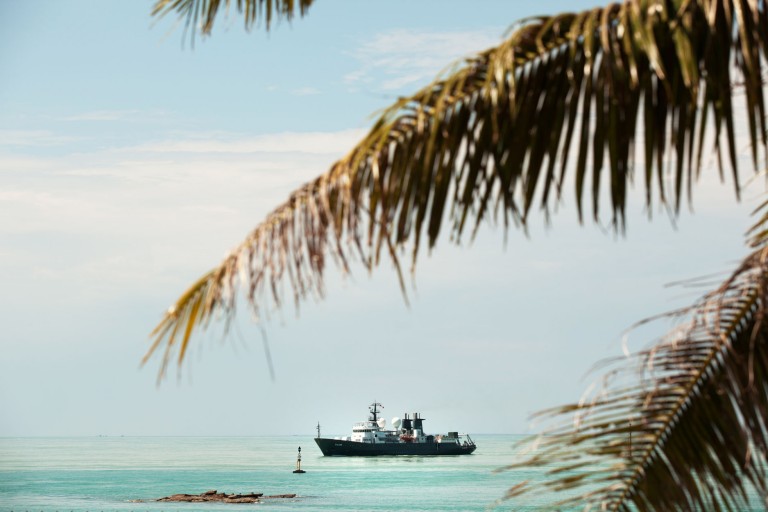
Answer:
[{"xmin": 0, "ymin": 0, "xmax": 764, "ymax": 437}]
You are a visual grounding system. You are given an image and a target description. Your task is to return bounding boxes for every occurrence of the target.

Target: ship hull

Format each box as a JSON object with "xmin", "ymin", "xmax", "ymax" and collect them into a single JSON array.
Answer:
[{"xmin": 314, "ymin": 437, "xmax": 476, "ymax": 456}]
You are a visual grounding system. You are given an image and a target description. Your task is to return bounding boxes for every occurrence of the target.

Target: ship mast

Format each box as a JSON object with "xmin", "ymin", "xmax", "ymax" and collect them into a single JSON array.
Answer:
[{"xmin": 369, "ymin": 402, "xmax": 383, "ymax": 422}]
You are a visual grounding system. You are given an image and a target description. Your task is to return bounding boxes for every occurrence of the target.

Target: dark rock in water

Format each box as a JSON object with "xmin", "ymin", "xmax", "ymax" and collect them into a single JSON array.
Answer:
[
  {"xmin": 156, "ymin": 491, "xmax": 294, "ymax": 503},
  {"xmin": 225, "ymin": 497, "xmax": 258, "ymax": 503}
]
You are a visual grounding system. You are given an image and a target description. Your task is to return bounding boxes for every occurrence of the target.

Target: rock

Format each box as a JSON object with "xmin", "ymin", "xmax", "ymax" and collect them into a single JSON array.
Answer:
[
  {"xmin": 224, "ymin": 497, "xmax": 259, "ymax": 503},
  {"xmin": 155, "ymin": 490, "xmax": 291, "ymax": 503}
]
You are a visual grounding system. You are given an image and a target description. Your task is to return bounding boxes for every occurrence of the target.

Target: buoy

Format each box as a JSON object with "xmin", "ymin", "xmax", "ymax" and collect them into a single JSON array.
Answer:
[{"xmin": 293, "ymin": 446, "xmax": 306, "ymax": 474}]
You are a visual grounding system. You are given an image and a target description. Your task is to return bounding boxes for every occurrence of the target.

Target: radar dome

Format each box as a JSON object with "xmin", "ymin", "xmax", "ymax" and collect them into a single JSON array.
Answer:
[
  {"xmin": 377, "ymin": 418, "xmax": 386, "ymax": 428},
  {"xmin": 391, "ymin": 417, "xmax": 401, "ymax": 429}
]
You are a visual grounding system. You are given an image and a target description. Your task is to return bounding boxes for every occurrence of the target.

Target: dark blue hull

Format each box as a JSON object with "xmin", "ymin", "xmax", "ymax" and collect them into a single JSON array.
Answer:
[{"xmin": 314, "ymin": 437, "xmax": 476, "ymax": 456}]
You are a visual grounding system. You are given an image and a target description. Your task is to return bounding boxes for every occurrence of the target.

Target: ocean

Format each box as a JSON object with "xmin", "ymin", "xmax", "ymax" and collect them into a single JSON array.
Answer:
[
  {"xmin": 0, "ymin": 435, "xmax": 537, "ymax": 511},
  {"xmin": 1, "ymin": 435, "xmax": 766, "ymax": 511}
]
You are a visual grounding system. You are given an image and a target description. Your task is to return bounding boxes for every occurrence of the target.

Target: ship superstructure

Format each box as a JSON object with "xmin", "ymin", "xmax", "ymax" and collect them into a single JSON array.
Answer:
[{"xmin": 314, "ymin": 402, "xmax": 476, "ymax": 456}]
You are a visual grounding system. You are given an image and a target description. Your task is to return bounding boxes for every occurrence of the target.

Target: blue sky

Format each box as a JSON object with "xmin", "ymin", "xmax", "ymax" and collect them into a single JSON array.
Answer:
[{"xmin": 0, "ymin": 1, "xmax": 763, "ymax": 437}]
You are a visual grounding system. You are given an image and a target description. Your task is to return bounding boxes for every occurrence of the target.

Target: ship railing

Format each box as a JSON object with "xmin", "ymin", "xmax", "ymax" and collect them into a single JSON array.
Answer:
[{"xmin": 353, "ymin": 421, "xmax": 379, "ymax": 429}]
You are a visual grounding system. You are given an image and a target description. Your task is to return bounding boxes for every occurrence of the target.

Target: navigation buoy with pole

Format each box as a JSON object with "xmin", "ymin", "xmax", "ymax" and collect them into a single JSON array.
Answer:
[{"xmin": 293, "ymin": 446, "xmax": 305, "ymax": 474}]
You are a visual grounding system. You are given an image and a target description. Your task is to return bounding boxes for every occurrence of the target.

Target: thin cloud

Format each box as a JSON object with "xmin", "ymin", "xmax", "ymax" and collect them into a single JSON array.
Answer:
[
  {"xmin": 61, "ymin": 110, "xmax": 139, "ymax": 121},
  {"xmin": 0, "ymin": 130, "xmax": 82, "ymax": 147},
  {"xmin": 345, "ymin": 29, "xmax": 501, "ymax": 92},
  {"xmin": 292, "ymin": 86, "xmax": 321, "ymax": 96},
  {"xmin": 0, "ymin": 126, "xmax": 372, "ymax": 241},
  {"xmin": 128, "ymin": 128, "xmax": 367, "ymax": 155},
  {"xmin": 58, "ymin": 109, "xmax": 175, "ymax": 122}
]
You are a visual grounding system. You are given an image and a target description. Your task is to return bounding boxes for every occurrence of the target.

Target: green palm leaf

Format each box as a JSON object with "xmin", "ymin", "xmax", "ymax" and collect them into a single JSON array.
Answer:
[{"xmin": 504, "ymin": 240, "xmax": 768, "ymax": 510}]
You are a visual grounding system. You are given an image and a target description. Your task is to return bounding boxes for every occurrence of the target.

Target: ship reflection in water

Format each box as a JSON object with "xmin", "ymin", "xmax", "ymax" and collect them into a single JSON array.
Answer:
[{"xmin": 314, "ymin": 402, "xmax": 476, "ymax": 456}]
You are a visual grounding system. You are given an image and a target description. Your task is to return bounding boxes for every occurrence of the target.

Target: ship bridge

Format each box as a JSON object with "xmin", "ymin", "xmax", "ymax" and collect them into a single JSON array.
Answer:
[{"xmin": 352, "ymin": 421, "xmax": 381, "ymax": 432}]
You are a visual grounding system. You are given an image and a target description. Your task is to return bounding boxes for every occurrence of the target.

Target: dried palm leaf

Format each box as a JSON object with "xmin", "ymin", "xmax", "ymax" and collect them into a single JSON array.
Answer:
[
  {"xmin": 503, "ymin": 238, "xmax": 768, "ymax": 511},
  {"xmin": 152, "ymin": 0, "xmax": 314, "ymax": 40},
  {"xmin": 145, "ymin": 0, "xmax": 767, "ymax": 386}
]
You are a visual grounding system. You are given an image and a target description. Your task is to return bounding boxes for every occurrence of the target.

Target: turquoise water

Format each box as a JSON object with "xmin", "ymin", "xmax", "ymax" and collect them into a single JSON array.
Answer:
[
  {"xmin": 3, "ymin": 436, "xmax": 766, "ymax": 511},
  {"xmin": 0, "ymin": 435, "xmax": 537, "ymax": 511}
]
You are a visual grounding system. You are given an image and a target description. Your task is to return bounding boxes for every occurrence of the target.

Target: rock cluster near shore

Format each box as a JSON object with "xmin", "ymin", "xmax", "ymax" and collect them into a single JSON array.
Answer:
[{"xmin": 156, "ymin": 489, "xmax": 297, "ymax": 503}]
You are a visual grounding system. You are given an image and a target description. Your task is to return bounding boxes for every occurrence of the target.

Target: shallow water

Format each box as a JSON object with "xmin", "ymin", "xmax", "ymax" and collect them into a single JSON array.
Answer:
[
  {"xmin": 0, "ymin": 435, "xmax": 765, "ymax": 511},
  {"xmin": 0, "ymin": 435, "xmax": 527, "ymax": 511}
]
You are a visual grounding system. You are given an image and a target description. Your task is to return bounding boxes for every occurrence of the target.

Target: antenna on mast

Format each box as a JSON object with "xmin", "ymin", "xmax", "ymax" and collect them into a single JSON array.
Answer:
[{"xmin": 369, "ymin": 401, "xmax": 383, "ymax": 422}]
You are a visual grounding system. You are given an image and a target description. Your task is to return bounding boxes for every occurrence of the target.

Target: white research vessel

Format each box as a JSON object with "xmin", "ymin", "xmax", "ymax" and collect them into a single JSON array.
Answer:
[{"xmin": 314, "ymin": 402, "xmax": 476, "ymax": 456}]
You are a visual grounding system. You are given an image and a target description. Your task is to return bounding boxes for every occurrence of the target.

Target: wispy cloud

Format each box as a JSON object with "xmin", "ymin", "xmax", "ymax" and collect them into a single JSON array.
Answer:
[
  {"xmin": 61, "ymin": 110, "xmax": 139, "ymax": 121},
  {"xmin": 127, "ymin": 129, "xmax": 366, "ymax": 155},
  {"xmin": 0, "ymin": 125, "xmax": 371, "ymax": 292},
  {"xmin": 0, "ymin": 130, "xmax": 82, "ymax": 147},
  {"xmin": 58, "ymin": 109, "xmax": 170, "ymax": 122},
  {"xmin": 345, "ymin": 29, "xmax": 501, "ymax": 92},
  {"xmin": 292, "ymin": 86, "xmax": 321, "ymax": 96},
  {"xmin": 0, "ymin": 127, "xmax": 368, "ymax": 235}
]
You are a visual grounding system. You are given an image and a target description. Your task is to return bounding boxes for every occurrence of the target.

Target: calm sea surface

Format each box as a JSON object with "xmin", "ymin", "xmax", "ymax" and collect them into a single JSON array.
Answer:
[
  {"xmin": 0, "ymin": 435, "xmax": 548, "ymax": 511},
  {"xmin": 0, "ymin": 435, "xmax": 765, "ymax": 511}
]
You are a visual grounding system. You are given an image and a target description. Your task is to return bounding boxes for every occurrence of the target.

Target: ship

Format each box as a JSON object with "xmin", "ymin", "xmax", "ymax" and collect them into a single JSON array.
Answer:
[{"xmin": 314, "ymin": 402, "xmax": 476, "ymax": 456}]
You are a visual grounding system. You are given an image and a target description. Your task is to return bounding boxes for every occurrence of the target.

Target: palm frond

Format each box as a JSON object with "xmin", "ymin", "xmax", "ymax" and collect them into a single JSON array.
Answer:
[
  {"xmin": 152, "ymin": 0, "xmax": 314, "ymax": 40},
  {"xmin": 503, "ymin": 241, "xmax": 768, "ymax": 511},
  {"xmin": 146, "ymin": 0, "xmax": 767, "ymax": 380}
]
